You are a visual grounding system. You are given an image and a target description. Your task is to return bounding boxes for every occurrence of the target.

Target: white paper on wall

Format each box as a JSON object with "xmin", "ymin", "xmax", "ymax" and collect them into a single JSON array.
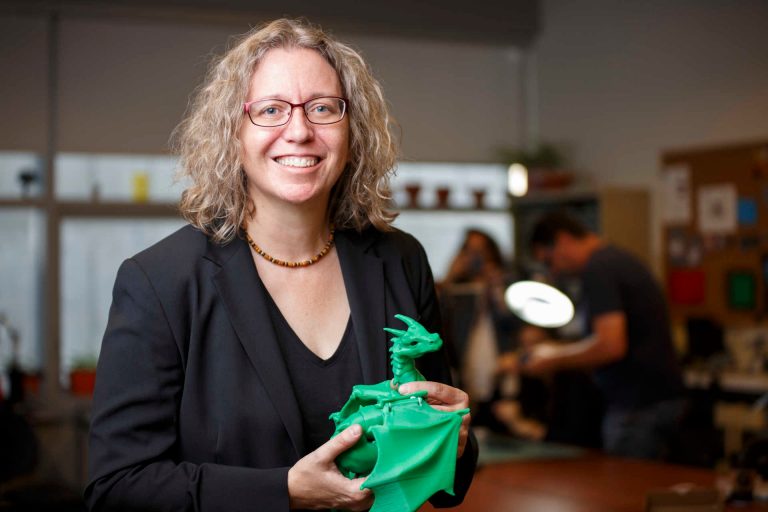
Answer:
[
  {"xmin": 697, "ymin": 183, "xmax": 737, "ymax": 234},
  {"xmin": 662, "ymin": 165, "xmax": 691, "ymax": 224}
]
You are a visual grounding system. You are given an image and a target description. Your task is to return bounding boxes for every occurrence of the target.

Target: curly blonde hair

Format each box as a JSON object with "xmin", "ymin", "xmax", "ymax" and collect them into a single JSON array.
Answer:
[{"xmin": 172, "ymin": 18, "xmax": 398, "ymax": 243}]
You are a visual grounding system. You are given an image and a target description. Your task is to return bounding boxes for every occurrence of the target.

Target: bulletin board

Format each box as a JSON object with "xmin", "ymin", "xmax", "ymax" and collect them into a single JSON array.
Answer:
[{"xmin": 661, "ymin": 140, "xmax": 768, "ymax": 326}]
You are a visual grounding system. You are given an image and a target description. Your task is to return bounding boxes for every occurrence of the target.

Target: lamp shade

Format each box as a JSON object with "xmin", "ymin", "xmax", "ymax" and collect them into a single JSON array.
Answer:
[{"xmin": 504, "ymin": 280, "xmax": 575, "ymax": 328}]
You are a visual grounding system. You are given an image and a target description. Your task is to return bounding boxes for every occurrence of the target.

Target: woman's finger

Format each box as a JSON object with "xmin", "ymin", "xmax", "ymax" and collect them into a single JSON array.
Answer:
[
  {"xmin": 312, "ymin": 424, "xmax": 362, "ymax": 463},
  {"xmin": 398, "ymin": 381, "xmax": 469, "ymax": 409}
]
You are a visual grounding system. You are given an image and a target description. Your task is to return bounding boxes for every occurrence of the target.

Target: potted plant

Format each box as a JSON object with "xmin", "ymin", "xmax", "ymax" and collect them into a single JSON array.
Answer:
[{"xmin": 70, "ymin": 354, "xmax": 98, "ymax": 396}]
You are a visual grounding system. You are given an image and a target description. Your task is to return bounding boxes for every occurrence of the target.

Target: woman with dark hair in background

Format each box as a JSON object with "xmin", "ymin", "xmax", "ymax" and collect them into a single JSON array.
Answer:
[
  {"xmin": 440, "ymin": 229, "xmax": 523, "ymax": 430},
  {"xmin": 443, "ymin": 228, "xmax": 505, "ymax": 286}
]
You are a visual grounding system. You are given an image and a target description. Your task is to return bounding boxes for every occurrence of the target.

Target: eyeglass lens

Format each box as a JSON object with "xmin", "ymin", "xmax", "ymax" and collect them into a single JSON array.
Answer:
[{"xmin": 247, "ymin": 97, "xmax": 346, "ymax": 127}]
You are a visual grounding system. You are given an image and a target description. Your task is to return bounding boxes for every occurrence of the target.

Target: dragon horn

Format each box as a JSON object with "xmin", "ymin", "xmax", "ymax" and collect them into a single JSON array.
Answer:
[
  {"xmin": 383, "ymin": 327, "xmax": 406, "ymax": 337},
  {"xmin": 394, "ymin": 314, "xmax": 421, "ymax": 329}
]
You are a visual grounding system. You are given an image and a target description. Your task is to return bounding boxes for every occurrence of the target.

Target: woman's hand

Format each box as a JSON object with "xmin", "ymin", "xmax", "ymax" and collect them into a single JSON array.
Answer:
[
  {"xmin": 287, "ymin": 425, "xmax": 373, "ymax": 511},
  {"xmin": 398, "ymin": 381, "xmax": 471, "ymax": 458}
]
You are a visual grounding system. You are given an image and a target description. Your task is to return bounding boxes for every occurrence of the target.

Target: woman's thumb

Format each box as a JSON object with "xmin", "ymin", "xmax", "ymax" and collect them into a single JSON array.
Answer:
[{"xmin": 316, "ymin": 424, "xmax": 362, "ymax": 462}]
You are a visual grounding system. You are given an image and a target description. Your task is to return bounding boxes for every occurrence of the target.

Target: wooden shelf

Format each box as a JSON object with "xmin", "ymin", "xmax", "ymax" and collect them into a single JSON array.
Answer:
[
  {"xmin": 396, "ymin": 206, "xmax": 508, "ymax": 213},
  {"xmin": 56, "ymin": 201, "xmax": 180, "ymax": 218},
  {"xmin": 0, "ymin": 199, "xmax": 180, "ymax": 217},
  {"xmin": 509, "ymin": 187, "xmax": 597, "ymax": 206},
  {"xmin": 3, "ymin": 200, "xmax": 509, "ymax": 216},
  {"xmin": 0, "ymin": 198, "xmax": 46, "ymax": 208}
]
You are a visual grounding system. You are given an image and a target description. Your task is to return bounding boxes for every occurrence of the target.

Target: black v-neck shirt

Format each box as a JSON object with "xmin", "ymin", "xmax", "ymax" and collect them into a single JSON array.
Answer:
[{"xmin": 262, "ymin": 287, "xmax": 363, "ymax": 454}]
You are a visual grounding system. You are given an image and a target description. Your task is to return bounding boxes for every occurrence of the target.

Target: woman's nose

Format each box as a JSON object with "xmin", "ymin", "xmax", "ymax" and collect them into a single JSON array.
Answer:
[{"xmin": 282, "ymin": 106, "xmax": 314, "ymax": 142}]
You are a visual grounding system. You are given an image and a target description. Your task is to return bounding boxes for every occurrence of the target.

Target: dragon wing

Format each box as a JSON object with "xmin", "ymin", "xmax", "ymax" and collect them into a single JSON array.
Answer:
[{"xmin": 361, "ymin": 400, "xmax": 463, "ymax": 512}]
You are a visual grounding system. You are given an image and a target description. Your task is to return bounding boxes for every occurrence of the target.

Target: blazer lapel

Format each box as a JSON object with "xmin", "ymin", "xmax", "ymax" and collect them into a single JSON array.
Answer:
[
  {"xmin": 206, "ymin": 236, "xmax": 306, "ymax": 458},
  {"xmin": 335, "ymin": 230, "xmax": 389, "ymax": 384}
]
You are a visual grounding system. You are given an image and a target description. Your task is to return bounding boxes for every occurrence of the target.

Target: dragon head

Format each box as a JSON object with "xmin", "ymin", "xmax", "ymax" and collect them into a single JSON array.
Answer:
[{"xmin": 384, "ymin": 314, "xmax": 442, "ymax": 358}]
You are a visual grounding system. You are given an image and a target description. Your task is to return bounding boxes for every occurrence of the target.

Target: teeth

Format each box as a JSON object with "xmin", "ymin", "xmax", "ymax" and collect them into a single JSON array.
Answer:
[{"xmin": 275, "ymin": 156, "xmax": 318, "ymax": 168}]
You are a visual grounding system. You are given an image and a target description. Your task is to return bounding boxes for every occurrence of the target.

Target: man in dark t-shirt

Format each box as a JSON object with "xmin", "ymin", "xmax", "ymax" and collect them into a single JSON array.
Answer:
[{"xmin": 522, "ymin": 212, "xmax": 685, "ymax": 460}]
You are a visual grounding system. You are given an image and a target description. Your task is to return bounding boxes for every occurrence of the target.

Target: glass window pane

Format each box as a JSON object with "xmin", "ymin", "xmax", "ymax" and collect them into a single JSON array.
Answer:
[
  {"xmin": 60, "ymin": 218, "xmax": 185, "ymax": 383},
  {"xmin": 0, "ymin": 151, "xmax": 44, "ymax": 199},
  {"xmin": 0, "ymin": 209, "xmax": 45, "ymax": 375},
  {"xmin": 55, "ymin": 152, "xmax": 184, "ymax": 203}
]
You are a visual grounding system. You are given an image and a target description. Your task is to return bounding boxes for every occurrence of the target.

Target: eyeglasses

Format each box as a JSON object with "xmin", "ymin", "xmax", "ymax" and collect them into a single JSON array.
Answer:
[{"xmin": 243, "ymin": 96, "xmax": 348, "ymax": 127}]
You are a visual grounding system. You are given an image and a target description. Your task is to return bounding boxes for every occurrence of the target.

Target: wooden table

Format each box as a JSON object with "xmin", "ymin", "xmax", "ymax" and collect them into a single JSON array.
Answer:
[{"xmin": 421, "ymin": 452, "xmax": 764, "ymax": 511}]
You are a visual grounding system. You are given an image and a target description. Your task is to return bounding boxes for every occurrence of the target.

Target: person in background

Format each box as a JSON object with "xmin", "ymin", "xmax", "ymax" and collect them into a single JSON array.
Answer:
[
  {"xmin": 441, "ymin": 228, "xmax": 519, "ymax": 367},
  {"xmin": 85, "ymin": 19, "xmax": 476, "ymax": 511},
  {"xmin": 507, "ymin": 211, "xmax": 685, "ymax": 460},
  {"xmin": 443, "ymin": 229, "xmax": 602, "ymax": 448},
  {"xmin": 441, "ymin": 229, "xmax": 518, "ymax": 352},
  {"xmin": 494, "ymin": 324, "xmax": 604, "ymax": 448},
  {"xmin": 443, "ymin": 229, "xmax": 505, "ymax": 286},
  {"xmin": 440, "ymin": 229, "xmax": 534, "ymax": 430}
]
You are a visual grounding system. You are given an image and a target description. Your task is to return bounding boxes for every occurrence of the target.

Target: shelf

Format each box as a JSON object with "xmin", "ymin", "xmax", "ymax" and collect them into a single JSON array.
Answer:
[
  {"xmin": 684, "ymin": 368, "xmax": 768, "ymax": 394},
  {"xmin": 509, "ymin": 188, "xmax": 597, "ymax": 206},
  {"xmin": 1, "ymin": 199, "xmax": 180, "ymax": 217},
  {"xmin": 55, "ymin": 201, "xmax": 180, "ymax": 218},
  {"xmin": 0, "ymin": 198, "xmax": 46, "ymax": 208},
  {"xmin": 396, "ymin": 206, "xmax": 508, "ymax": 213}
]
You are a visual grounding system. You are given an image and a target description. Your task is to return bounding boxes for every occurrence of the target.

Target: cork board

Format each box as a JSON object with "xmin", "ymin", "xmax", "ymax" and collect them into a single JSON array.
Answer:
[{"xmin": 661, "ymin": 140, "xmax": 768, "ymax": 326}]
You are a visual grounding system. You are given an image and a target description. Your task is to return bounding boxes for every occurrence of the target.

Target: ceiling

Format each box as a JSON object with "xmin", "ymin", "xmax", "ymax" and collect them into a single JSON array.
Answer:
[{"xmin": 1, "ymin": 0, "xmax": 540, "ymax": 46}]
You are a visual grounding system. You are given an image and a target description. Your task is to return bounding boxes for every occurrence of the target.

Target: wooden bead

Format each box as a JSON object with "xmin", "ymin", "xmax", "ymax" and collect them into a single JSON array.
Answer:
[{"xmin": 244, "ymin": 226, "xmax": 335, "ymax": 268}]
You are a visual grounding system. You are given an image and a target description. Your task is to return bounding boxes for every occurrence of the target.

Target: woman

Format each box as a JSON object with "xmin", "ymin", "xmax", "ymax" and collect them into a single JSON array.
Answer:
[
  {"xmin": 443, "ymin": 229, "xmax": 506, "ymax": 286},
  {"xmin": 85, "ymin": 18, "xmax": 476, "ymax": 512},
  {"xmin": 441, "ymin": 228, "xmax": 519, "ymax": 357},
  {"xmin": 441, "ymin": 229, "xmax": 521, "ymax": 426}
]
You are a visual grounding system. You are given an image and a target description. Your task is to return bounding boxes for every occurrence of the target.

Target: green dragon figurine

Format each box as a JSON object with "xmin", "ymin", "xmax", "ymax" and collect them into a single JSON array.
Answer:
[{"xmin": 329, "ymin": 314, "xmax": 468, "ymax": 512}]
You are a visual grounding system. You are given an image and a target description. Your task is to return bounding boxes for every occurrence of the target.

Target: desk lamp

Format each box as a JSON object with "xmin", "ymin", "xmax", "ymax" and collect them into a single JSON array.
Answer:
[{"xmin": 504, "ymin": 281, "xmax": 575, "ymax": 328}]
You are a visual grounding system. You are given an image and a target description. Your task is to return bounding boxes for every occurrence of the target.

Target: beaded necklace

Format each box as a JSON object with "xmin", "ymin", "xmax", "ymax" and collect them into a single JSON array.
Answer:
[{"xmin": 245, "ymin": 226, "xmax": 335, "ymax": 268}]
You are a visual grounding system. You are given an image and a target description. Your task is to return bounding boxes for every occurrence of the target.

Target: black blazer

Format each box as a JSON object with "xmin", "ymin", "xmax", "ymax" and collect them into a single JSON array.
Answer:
[{"xmin": 85, "ymin": 225, "xmax": 477, "ymax": 511}]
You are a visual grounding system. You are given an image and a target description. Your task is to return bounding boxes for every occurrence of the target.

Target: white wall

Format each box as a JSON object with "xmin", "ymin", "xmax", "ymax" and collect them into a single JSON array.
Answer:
[
  {"xmin": 349, "ymin": 36, "xmax": 523, "ymax": 162},
  {"xmin": 532, "ymin": 0, "xmax": 768, "ymax": 267},
  {"xmin": 57, "ymin": 17, "xmax": 235, "ymax": 153},
  {"xmin": 0, "ymin": 15, "xmax": 523, "ymax": 160},
  {"xmin": 0, "ymin": 16, "xmax": 48, "ymax": 152}
]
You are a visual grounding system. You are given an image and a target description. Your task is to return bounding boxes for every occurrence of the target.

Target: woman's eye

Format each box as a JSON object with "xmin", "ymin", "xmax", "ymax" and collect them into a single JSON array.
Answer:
[
  {"xmin": 261, "ymin": 106, "xmax": 281, "ymax": 116},
  {"xmin": 309, "ymin": 102, "xmax": 335, "ymax": 115}
]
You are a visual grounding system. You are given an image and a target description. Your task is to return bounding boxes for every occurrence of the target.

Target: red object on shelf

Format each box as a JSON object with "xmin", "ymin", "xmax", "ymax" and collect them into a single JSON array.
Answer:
[
  {"xmin": 472, "ymin": 189, "xmax": 486, "ymax": 210},
  {"xmin": 404, "ymin": 184, "xmax": 421, "ymax": 209},
  {"xmin": 667, "ymin": 269, "xmax": 706, "ymax": 305},
  {"xmin": 70, "ymin": 369, "xmax": 96, "ymax": 396},
  {"xmin": 435, "ymin": 187, "xmax": 451, "ymax": 209},
  {"xmin": 527, "ymin": 168, "xmax": 574, "ymax": 190}
]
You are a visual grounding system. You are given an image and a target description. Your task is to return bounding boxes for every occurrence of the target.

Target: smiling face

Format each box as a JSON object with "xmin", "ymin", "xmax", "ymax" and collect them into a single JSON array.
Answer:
[{"xmin": 239, "ymin": 47, "xmax": 350, "ymax": 211}]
